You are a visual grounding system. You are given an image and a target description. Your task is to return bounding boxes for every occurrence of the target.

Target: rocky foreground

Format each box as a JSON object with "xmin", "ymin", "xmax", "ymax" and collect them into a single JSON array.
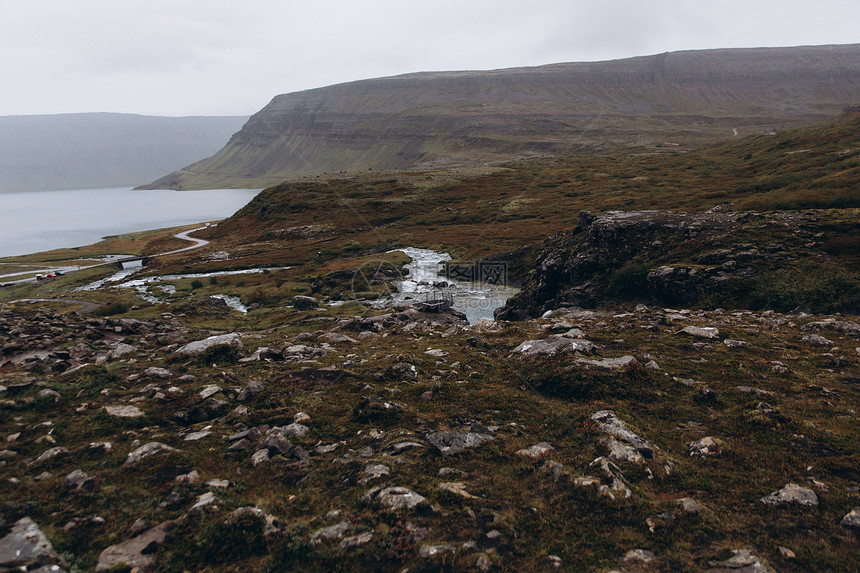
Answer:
[{"xmin": 1, "ymin": 300, "xmax": 859, "ymax": 571}]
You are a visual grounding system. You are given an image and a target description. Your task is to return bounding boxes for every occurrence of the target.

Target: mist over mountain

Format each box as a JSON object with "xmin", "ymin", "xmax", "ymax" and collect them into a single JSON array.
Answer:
[
  {"xmin": 142, "ymin": 44, "xmax": 860, "ymax": 190},
  {"xmin": 0, "ymin": 113, "xmax": 248, "ymax": 193}
]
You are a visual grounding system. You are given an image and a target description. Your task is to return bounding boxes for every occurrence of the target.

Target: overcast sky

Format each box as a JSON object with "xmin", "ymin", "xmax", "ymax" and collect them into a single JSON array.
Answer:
[{"xmin": 1, "ymin": 0, "xmax": 858, "ymax": 117}]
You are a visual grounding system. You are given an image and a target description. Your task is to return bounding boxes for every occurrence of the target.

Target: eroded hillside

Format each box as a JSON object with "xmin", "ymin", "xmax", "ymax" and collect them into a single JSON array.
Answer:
[{"xmin": 141, "ymin": 44, "xmax": 860, "ymax": 190}]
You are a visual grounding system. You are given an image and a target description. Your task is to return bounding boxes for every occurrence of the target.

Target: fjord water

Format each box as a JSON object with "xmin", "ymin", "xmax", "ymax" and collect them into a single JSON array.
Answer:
[{"xmin": 0, "ymin": 187, "xmax": 260, "ymax": 257}]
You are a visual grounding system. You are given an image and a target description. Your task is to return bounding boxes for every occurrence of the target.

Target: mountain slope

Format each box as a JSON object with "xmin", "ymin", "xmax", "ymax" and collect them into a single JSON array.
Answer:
[
  {"xmin": 0, "ymin": 113, "xmax": 248, "ymax": 192},
  {"xmin": 193, "ymin": 108, "xmax": 860, "ymax": 269},
  {"xmin": 143, "ymin": 44, "xmax": 860, "ymax": 190}
]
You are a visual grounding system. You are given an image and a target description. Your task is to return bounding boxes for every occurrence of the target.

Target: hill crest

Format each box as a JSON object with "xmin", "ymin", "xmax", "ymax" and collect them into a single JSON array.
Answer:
[{"xmin": 142, "ymin": 44, "xmax": 860, "ymax": 190}]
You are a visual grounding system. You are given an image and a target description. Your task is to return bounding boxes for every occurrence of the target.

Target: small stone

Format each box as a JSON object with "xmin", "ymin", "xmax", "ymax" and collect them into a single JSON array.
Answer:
[
  {"xmin": 841, "ymin": 507, "xmax": 860, "ymax": 528},
  {"xmin": 513, "ymin": 337, "xmax": 594, "ymax": 356},
  {"xmin": 259, "ymin": 433, "xmax": 292, "ymax": 455},
  {"xmin": 802, "ymin": 333, "xmax": 835, "ymax": 346},
  {"xmin": 676, "ymin": 497, "xmax": 704, "ymax": 513},
  {"xmin": 364, "ymin": 464, "xmax": 390, "ymax": 480},
  {"xmin": 86, "ymin": 442, "xmax": 113, "ymax": 456},
  {"xmin": 32, "ymin": 446, "xmax": 70, "ymax": 465},
  {"xmin": 623, "ymin": 549, "xmax": 656, "ymax": 563},
  {"xmin": 105, "ymin": 405, "xmax": 145, "ymax": 418},
  {"xmin": 128, "ymin": 518, "xmax": 149, "ymax": 537},
  {"xmin": 322, "ymin": 332, "xmax": 358, "ymax": 344},
  {"xmin": 228, "ymin": 438, "xmax": 252, "ymax": 451},
  {"xmin": 391, "ymin": 362, "xmax": 418, "ymax": 380},
  {"xmin": 292, "ymin": 295, "xmax": 319, "ymax": 310},
  {"xmin": 426, "ymin": 430, "xmax": 493, "ymax": 456},
  {"xmin": 251, "ymin": 449, "xmax": 270, "ymax": 466},
  {"xmin": 373, "ymin": 487, "xmax": 426, "ymax": 510},
  {"xmin": 419, "ymin": 544, "xmax": 456, "ymax": 558},
  {"xmin": 143, "ymin": 367, "xmax": 172, "ymax": 379},
  {"xmin": 174, "ymin": 333, "xmax": 243, "ymax": 356},
  {"xmin": 678, "ymin": 326, "xmax": 720, "ymax": 339},
  {"xmin": 516, "ymin": 442, "xmax": 555, "ymax": 459},
  {"xmin": 779, "ymin": 546, "xmax": 796, "ymax": 559},
  {"xmin": 735, "ymin": 385, "xmax": 774, "ymax": 397},
  {"xmin": 543, "ymin": 460, "xmax": 566, "ymax": 480},
  {"xmin": 294, "ymin": 412, "xmax": 311, "ymax": 424},
  {"xmin": 340, "ymin": 531, "xmax": 373, "ymax": 550},
  {"xmin": 575, "ymin": 355, "xmax": 638, "ymax": 371},
  {"xmin": 315, "ymin": 443, "xmax": 340, "ymax": 454},
  {"xmin": 311, "ymin": 521, "xmax": 352, "ymax": 545},
  {"xmin": 176, "ymin": 470, "xmax": 201, "ymax": 483},
  {"xmin": 707, "ymin": 549, "xmax": 772, "ymax": 573},
  {"xmin": 438, "ymin": 467, "xmax": 466, "ymax": 477},
  {"xmin": 37, "ymin": 388, "xmax": 61, "ymax": 401},
  {"xmin": 438, "ymin": 481, "xmax": 480, "ymax": 499},
  {"xmin": 187, "ymin": 492, "xmax": 219, "ymax": 514},
  {"xmin": 591, "ymin": 410, "xmax": 657, "ymax": 457},
  {"xmin": 236, "ymin": 380, "xmax": 265, "ymax": 401},
  {"xmin": 108, "ymin": 343, "xmax": 136, "ymax": 361},
  {"xmin": 282, "ymin": 423, "xmax": 309, "ymax": 438},
  {"xmin": 760, "ymin": 483, "xmax": 818, "ymax": 507},
  {"xmin": 184, "ymin": 430, "xmax": 211, "ymax": 441},
  {"xmin": 198, "ymin": 385, "xmax": 222, "ymax": 400},
  {"xmin": 425, "ymin": 348, "xmax": 449, "ymax": 357},
  {"xmin": 601, "ymin": 436, "xmax": 643, "ymax": 463},
  {"xmin": 123, "ymin": 442, "xmax": 177, "ymax": 468},
  {"xmin": 64, "ymin": 469, "xmax": 94, "ymax": 491},
  {"xmin": 688, "ymin": 436, "xmax": 725, "ymax": 457}
]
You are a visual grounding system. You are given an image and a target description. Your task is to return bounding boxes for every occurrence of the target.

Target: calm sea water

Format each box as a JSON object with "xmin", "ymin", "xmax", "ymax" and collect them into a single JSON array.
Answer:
[{"xmin": 0, "ymin": 187, "xmax": 260, "ymax": 257}]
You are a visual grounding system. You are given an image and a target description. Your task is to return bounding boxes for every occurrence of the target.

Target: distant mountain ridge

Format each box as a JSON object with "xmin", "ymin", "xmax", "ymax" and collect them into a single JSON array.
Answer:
[
  {"xmin": 0, "ymin": 113, "xmax": 248, "ymax": 193},
  {"xmin": 142, "ymin": 44, "xmax": 860, "ymax": 190}
]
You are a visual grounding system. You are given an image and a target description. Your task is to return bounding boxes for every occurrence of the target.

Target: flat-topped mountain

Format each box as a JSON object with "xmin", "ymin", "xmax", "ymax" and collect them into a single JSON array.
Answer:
[
  {"xmin": 0, "ymin": 113, "xmax": 248, "ymax": 193},
  {"xmin": 142, "ymin": 44, "xmax": 860, "ymax": 190}
]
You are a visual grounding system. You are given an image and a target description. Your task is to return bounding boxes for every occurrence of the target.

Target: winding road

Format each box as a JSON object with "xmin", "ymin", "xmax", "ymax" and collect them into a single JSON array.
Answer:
[
  {"xmin": 157, "ymin": 226, "xmax": 211, "ymax": 256},
  {"xmin": 3, "ymin": 224, "xmax": 214, "ymax": 312}
]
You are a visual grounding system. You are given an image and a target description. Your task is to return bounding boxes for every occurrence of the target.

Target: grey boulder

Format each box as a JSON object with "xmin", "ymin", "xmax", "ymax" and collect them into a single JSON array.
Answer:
[
  {"xmin": 0, "ymin": 518, "xmax": 68, "ymax": 572},
  {"xmin": 174, "ymin": 333, "xmax": 243, "ymax": 356},
  {"xmin": 760, "ymin": 483, "xmax": 818, "ymax": 507}
]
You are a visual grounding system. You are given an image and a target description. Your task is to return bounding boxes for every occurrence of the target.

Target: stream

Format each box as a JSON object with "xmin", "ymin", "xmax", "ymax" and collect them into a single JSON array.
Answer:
[
  {"xmin": 391, "ymin": 247, "xmax": 518, "ymax": 324},
  {"xmin": 73, "ymin": 247, "xmax": 515, "ymax": 323}
]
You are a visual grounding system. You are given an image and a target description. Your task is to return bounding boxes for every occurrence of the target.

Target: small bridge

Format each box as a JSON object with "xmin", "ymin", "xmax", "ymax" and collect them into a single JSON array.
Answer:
[{"xmin": 115, "ymin": 256, "xmax": 151, "ymax": 269}]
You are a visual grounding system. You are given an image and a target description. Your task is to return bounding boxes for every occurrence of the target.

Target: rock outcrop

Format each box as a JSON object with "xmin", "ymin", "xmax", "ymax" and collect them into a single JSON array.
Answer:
[
  {"xmin": 495, "ymin": 209, "xmax": 847, "ymax": 319},
  {"xmin": 0, "ymin": 518, "xmax": 68, "ymax": 572}
]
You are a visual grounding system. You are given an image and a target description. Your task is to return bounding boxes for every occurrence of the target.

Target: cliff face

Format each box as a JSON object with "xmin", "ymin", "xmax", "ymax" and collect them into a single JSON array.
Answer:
[
  {"xmin": 494, "ymin": 208, "xmax": 860, "ymax": 320},
  {"xmin": 143, "ymin": 44, "xmax": 860, "ymax": 189}
]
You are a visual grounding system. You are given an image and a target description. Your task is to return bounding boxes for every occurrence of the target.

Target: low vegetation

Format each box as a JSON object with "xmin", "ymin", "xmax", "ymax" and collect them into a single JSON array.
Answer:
[{"xmin": 0, "ymin": 110, "xmax": 858, "ymax": 572}]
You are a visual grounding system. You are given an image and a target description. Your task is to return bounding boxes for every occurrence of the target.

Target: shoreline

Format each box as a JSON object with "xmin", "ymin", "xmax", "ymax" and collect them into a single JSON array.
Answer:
[
  {"xmin": 0, "ymin": 221, "xmax": 216, "ymax": 286},
  {"xmin": 0, "ymin": 186, "xmax": 260, "ymax": 258}
]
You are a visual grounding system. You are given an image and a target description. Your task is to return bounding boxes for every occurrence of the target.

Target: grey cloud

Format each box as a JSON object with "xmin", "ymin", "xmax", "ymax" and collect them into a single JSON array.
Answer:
[{"xmin": 1, "ymin": 0, "xmax": 858, "ymax": 116}]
